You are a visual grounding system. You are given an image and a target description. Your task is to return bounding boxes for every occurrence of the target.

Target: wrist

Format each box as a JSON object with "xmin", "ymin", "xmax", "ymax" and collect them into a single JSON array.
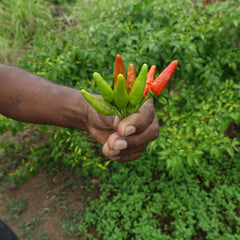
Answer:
[{"xmin": 54, "ymin": 86, "xmax": 89, "ymax": 131}]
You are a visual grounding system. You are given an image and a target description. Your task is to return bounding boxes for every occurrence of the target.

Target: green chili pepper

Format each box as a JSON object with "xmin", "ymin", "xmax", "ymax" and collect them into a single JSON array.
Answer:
[
  {"xmin": 128, "ymin": 63, "xmax": 148, "ymax": 106},
  {"xmin": 93, "ymin": 72, "xmax": 114, "ymax": 103},
  {"xmin": 81, "ymin": 90, "xmax": 117, "ymax": 116},
  {"xmin": 113, "ymin": 74, "xmax": 129, "ymax": 109}
]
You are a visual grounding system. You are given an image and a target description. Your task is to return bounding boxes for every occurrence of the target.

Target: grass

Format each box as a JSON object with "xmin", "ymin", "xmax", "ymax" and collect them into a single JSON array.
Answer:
[
  {"xmin": 0, "ymin": 0, "xmax": 76, "ymax": 64},
  {"xmin": 0, "ymin": 0, "xmax": 51, "ymax": 63},
  {"xmin": 19, "ymin": 216, "xmax": 49, "ymax": 240}
]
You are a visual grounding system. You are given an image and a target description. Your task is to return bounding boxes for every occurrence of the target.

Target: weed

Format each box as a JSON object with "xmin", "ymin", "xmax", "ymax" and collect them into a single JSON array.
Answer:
[
  {"xmin": 19, "ymin": 216, "xmax": 49, "ymax": 240},
  {"xmin": 6, "ymin": 196, "xmax": 27, "ymax": 221},
  {"xmin": 58, "ymin": 211, "xmax": 83, "ymax": 238}
]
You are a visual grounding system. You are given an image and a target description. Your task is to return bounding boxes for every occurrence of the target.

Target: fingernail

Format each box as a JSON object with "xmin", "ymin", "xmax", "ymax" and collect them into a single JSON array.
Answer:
[
  {"xmin": 109, "ymin": 150, "xmax": 120, "ymax": 156},
  {"xmin": 114, "ymin": 140, "xmax": 127, "ymax": 150},
  {"xmin": 125, "ymin": 126, "xmax": 136, "ymax": 136}
]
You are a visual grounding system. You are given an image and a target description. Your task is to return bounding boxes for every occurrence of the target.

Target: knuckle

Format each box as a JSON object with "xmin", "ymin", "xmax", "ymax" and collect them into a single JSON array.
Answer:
[
  {"xmin": 135, "ymin": 118, "xmax": 145, "ymax": 129},
  {"xmin": 126, "ymin": 137, "xmax": 138, "ymax": 148}
]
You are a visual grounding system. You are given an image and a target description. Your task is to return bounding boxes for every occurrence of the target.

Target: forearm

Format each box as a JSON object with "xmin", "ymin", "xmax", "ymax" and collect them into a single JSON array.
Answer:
[{"xmin": 0, "ymin": 64, "xmax": 89, "ymax": 131}]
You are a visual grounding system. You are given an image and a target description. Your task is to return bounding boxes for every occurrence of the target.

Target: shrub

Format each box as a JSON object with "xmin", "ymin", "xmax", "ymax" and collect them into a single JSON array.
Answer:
[
  {"xmin": 1, "ymin": 0, "xmax": 240, "ymax": 238},
  {"xmin": 15, "ymin": 0, "xmax": 240, "ymax": 171}
]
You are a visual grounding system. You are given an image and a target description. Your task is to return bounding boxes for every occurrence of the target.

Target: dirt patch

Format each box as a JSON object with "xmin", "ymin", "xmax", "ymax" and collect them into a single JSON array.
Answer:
[
  {"xmin": 225, "ymin": 123, "xmax": 240, "ymax": 140},
  {"xmin": 0, "ymin": 127, "xmax": 101, "ymax": 240},
  {"xmin": 0, "ymin": 166, "xmax": 101, "ymax": 239}
]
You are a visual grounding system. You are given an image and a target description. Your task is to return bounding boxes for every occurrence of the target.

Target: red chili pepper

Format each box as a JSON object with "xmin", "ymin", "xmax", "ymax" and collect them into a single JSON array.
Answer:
[
  {"xmin": 142, "ymin": 65, "xmax": 156, "ymax": 98},
  {"xmin": 127, "ymin": 64, "xmax": 136, "ymax": 92},
  {"xmin": 150, "ymin": 60, "xmax": 178, "ymax": 95},
  {"xmin": 114, "ymin": 54, "xmax": 126, "ymax": 88}
]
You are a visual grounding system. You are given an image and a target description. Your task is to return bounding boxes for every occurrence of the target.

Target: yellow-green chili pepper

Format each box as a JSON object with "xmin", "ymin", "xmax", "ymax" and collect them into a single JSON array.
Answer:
[
  {"xmin": 128, "ymin": 63, "xmax": 148, "ymax": 106},
  {"xmin": 93, "ymin": 72, "xmax": 114, "ymax": 103},
  {"xmin": 81, "ymin": 90, "xmax": 117, "ymax": 116},
  {"xmin": 113, "ymin": 74, "xmax": 129, "ymax": 109}
]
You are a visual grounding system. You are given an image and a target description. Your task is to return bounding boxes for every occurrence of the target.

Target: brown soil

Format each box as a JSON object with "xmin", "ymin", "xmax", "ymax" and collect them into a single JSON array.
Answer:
[
  {"xmin": 0, "ymin": 128, "xmax": 101, "ymax": 240},
  {"xmin": 225, "ymin": 123, "xmax": 240, "ymax": 140}
]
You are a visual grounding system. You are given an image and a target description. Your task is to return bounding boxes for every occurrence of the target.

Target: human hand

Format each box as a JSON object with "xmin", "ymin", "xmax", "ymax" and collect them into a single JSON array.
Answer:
[{"xmin": 87, "ymin": 98, "xmax": 159, "ymax": 162}]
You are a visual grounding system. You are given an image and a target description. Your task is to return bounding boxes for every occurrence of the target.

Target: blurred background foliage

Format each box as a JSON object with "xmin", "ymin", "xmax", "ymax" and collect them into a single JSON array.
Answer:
[{"xmin": 0, "ymin": 0, "xmax": 240, "ymax": 239}]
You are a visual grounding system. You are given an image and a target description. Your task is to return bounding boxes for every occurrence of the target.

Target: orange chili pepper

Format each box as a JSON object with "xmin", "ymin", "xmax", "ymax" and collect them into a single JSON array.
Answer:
[
  {"xmin": 114, "ymin": 54, "xmax": 126, "ymax": 88},
  {"xmin": 142, "ymin": 65, "xmax": 156, "ymax": 98},
  {"xmin": 150, "ymin": 60, "xmax": 178, "ymax": 95},
  {"xmin": 127, "ymin": 64, "xmax": 136, "ymax": 92}
]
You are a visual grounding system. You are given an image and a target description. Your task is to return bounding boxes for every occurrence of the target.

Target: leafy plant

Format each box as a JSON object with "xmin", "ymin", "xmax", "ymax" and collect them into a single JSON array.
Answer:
[
  {"xmin": 1, "ymin": 0, "xmax": 240, "ymax": 239},
  {"xmin": 0, "ymin": 115, "xmax": 24, "ymax": 136}
]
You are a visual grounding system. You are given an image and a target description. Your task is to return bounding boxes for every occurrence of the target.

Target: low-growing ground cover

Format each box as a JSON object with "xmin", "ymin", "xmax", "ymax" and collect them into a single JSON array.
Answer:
[{"xmin": 0, "ymin": 0, "xmax": 240, "ymax": 239}]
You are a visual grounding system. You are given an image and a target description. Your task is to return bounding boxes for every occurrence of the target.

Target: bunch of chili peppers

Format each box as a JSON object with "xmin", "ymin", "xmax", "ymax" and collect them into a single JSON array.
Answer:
[{"xmin": 81, "ymin": 55, "xmax": 178, "ymax": 120}]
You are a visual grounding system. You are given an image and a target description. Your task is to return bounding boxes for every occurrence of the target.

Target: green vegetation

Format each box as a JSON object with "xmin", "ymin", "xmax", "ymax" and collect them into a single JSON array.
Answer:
[
  {"xmin": 19, "ymin": 216, "xmax": 49, "ymax": 240},
  {"xmin": 6, "ymin": 196, "xmax": 27, "ymax": 221},
  {"xmin": 0, "ymin": 0, "xmax": 240, "ymax": 239}
]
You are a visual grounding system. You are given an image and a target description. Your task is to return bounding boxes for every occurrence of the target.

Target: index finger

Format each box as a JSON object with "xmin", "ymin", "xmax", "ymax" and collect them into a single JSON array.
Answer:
[{"xmin": 117, "ymin": 99, "xmax": 156, "ymax": 137}]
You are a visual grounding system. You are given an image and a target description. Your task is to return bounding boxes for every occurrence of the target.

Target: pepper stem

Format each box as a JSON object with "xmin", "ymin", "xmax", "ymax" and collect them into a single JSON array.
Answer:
[
  {"xmin": 114, "ymin": 107, "xmax": 123, "ymax": 120},
  {"xmin": 113, "ymin": 91, "xmax": 155, "ymax": 119}
]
